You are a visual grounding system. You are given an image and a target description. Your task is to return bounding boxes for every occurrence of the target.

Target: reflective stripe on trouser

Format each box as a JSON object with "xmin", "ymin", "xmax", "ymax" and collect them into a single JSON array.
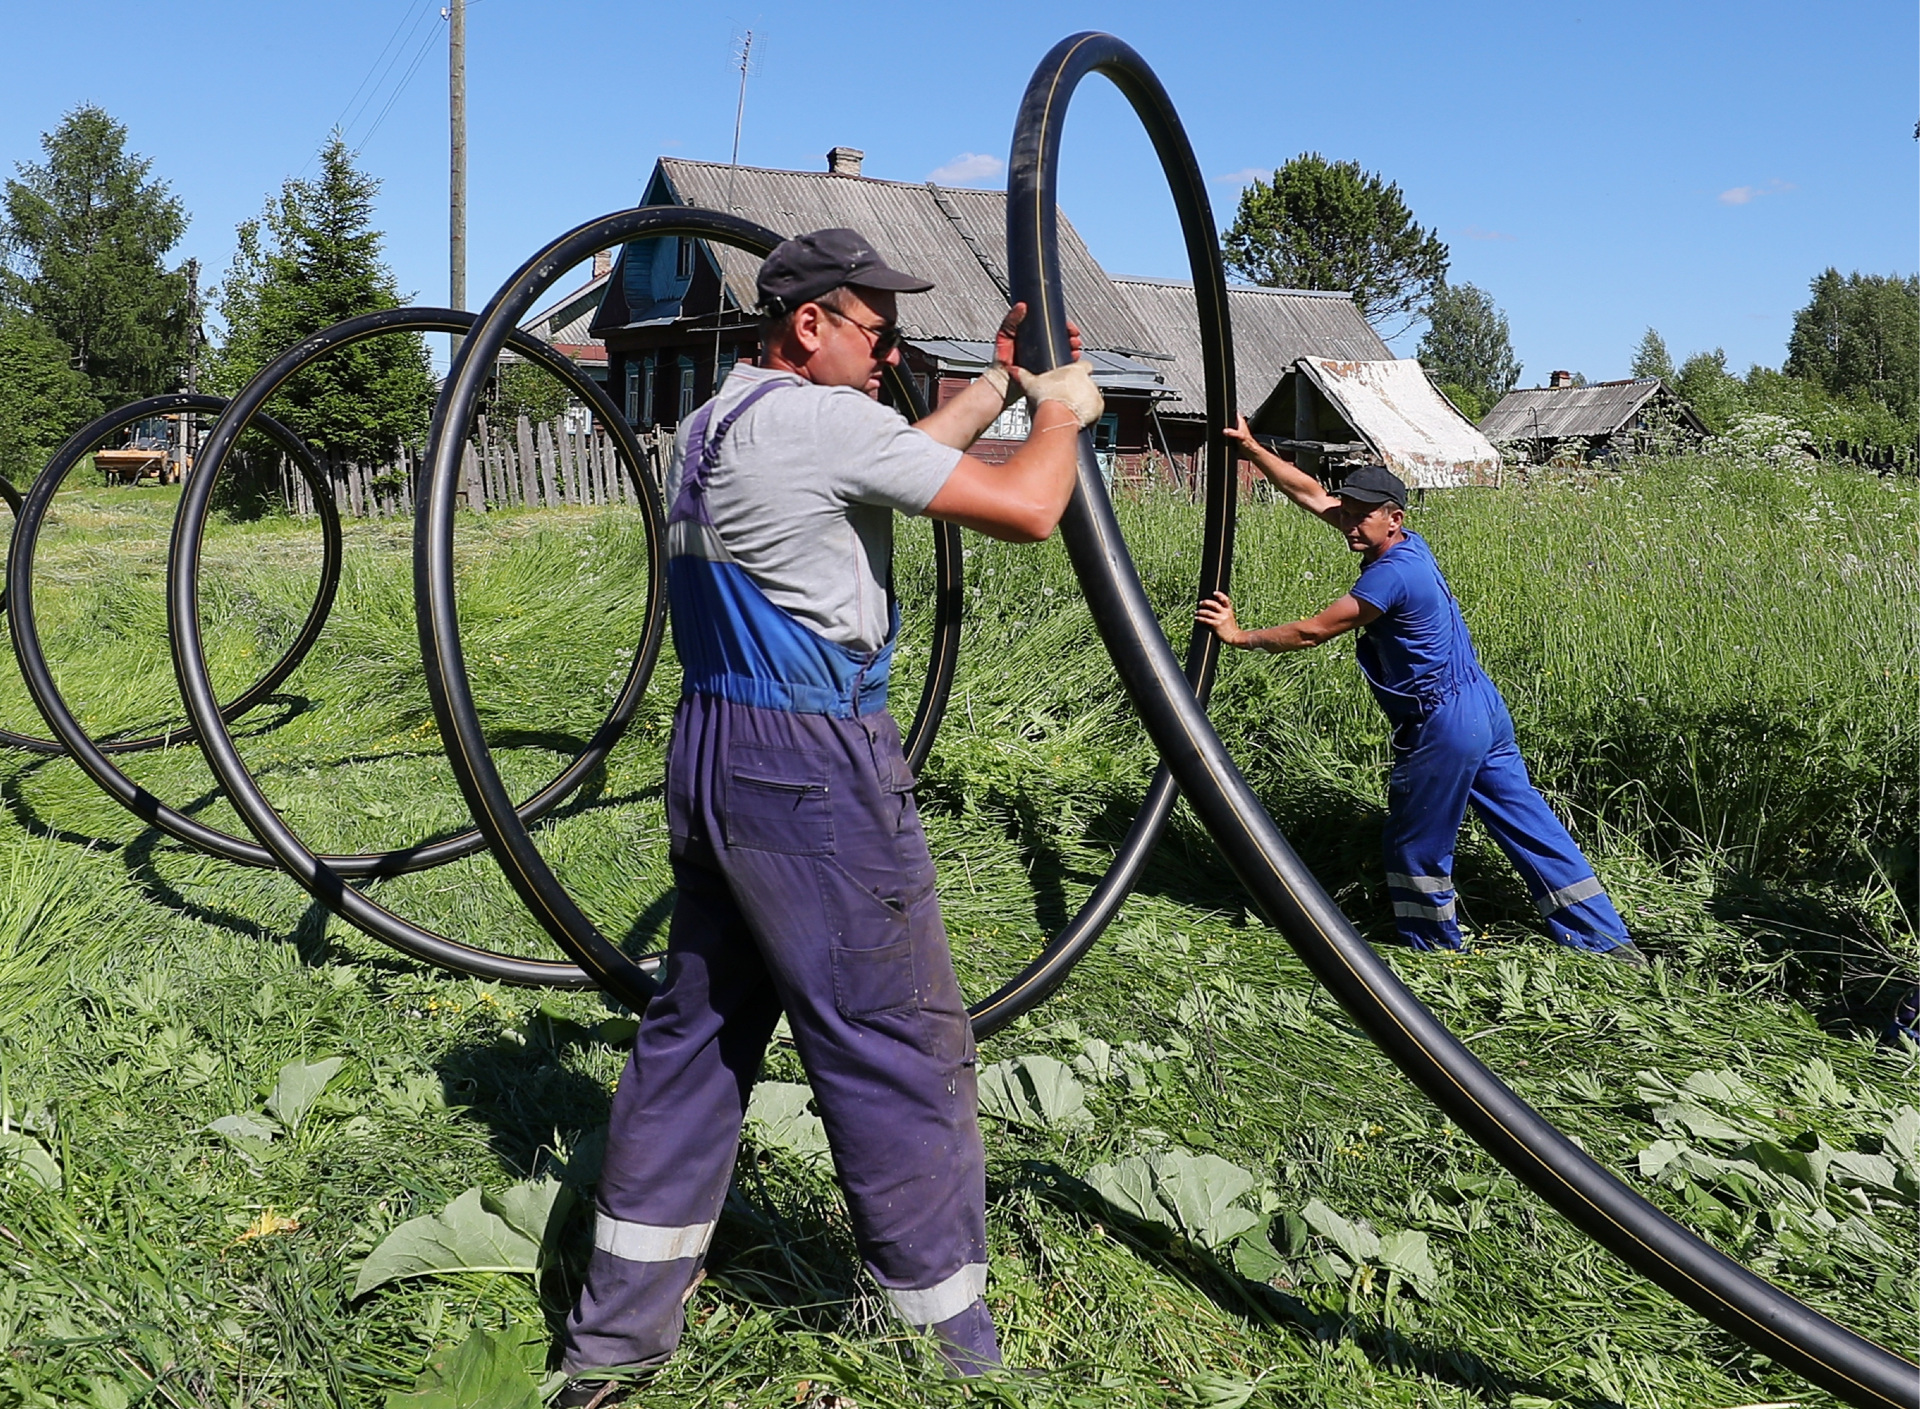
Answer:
[
  {"xmin": 558, "ymin": 695, "xmax": 998, "ymax": 1375},
  {"xmin": 1383, "ymin": 675, "xmax": 1629, "ymax": 954}
]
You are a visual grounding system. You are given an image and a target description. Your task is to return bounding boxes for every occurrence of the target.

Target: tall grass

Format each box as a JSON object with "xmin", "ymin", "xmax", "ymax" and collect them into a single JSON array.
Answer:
[{"xmin": 0, "ymin": 456, "xmax": 1912, "ymax": 1408}]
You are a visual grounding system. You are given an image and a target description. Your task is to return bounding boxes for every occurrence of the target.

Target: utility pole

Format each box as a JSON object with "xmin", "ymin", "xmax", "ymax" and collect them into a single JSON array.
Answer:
[{"xmin": 448, "ymin": 0, "xmax": 467, "ymax": 357}]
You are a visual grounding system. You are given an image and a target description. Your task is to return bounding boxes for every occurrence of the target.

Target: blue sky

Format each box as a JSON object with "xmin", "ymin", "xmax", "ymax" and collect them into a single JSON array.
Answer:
[{"xmin": 3, "ymin": 0, "xmax": 1912, "ymax": 383}]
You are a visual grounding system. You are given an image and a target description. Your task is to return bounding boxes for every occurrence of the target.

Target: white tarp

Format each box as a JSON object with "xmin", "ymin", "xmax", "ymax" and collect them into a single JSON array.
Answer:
[{"xmin": 1297, "ymin": 358, "xmax": 1501, "ymax": 488}]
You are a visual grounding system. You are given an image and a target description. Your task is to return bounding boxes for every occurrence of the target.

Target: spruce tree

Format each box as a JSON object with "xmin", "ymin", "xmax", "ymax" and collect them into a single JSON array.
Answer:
[
  {"xmin": 210, "ymin": 138, "xmax": 432, "ymax": 463},
  {"xmin": 0, "ymin": 307, "xmax": 100, "ymax": 484},
  {"xmin": 1222, "ymin": 154, "xmax": 1449, "ymax": 334},
  {"xmin": 1630, "ymin": 328, "xmax": 1675, "ymax": 383},
  {"xmin": 2, "ymin": 105, "xmax": 190, "ymax": 407}
]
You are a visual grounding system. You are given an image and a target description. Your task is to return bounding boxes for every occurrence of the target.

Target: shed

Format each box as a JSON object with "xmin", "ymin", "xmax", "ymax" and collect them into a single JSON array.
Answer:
[
  {"xmin": 1108, "ymin": 277, "xmax": 1393, "ymax": 485},
  {"xmin": 1253, "ymin": 359, "xmax": 1503, "ymax": 488},
  {"xmin": 1478, "ymin": 377, "xmax": 1706, "ymax": 460}
]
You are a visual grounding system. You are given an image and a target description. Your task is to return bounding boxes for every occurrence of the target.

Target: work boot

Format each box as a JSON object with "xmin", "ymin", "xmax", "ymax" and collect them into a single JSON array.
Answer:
[
  {"xmin": 553, "ymin": 1379, "xmax": 634, "ymax": 1408},
  {"xmin": 1601, "ymin": 941, "xmax": 1650, "ymax": 969}
]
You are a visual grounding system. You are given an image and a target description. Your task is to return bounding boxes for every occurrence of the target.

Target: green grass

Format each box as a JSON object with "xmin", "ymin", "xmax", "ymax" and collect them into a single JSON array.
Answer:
[{"xmin": 0, "ymin": 454, "xmax": 1913, "ymax": 1408}]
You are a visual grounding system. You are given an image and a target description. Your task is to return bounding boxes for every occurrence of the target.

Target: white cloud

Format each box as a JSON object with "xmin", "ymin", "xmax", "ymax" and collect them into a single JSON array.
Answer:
[
  {"xmin": 1215, "ymin": 167, "xmax": 1271, "ymax": 186},
  {"xmin": 1719, "ymin": 178, "xmax": 1795, "ymax": 206},
  {"xmin": 928, "ymin": 152, "xmax": 1004, "ymax": 186}
]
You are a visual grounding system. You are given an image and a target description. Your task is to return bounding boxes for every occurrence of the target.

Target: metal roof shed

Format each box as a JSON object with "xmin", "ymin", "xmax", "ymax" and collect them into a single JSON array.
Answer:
[
  {"xmin": 1478, "ymin": 377, "xmax": 1706, "ymax": 454},
  {"xmin": 1108, "ymin": 277, "xmax": 1390, "ymax": 419},
  {"xmin": 1257, "ymin": 358, "xmax": 1503, "ymax": 488}
]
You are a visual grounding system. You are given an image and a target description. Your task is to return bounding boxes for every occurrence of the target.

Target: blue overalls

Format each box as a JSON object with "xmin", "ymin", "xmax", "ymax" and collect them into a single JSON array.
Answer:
[
  {"xmin": 559, "ymin": 381, "xmax": 998, "ymax": 1375},
  {"xmin": 1354, "ymin": 532, "xmax": 1631, "ymax": 955}
]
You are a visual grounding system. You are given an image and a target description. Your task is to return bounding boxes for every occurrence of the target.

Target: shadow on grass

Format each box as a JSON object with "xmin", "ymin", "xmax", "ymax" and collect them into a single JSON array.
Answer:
[
  {"xmin": 1707, "ymin": 873, "xmax": 1918, "ymax": 1036},
  {"xmin": 1014, "ymin": 1159, "xmax": 1596, "ymax": 1408}
]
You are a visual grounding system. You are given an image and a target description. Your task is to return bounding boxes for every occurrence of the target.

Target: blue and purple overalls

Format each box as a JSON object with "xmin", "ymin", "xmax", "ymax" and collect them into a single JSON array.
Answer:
[
  {"xmin": 559, "ymin": 380, "xmax": 998, "ymax": 1376},
  {"xmin": 1352, "ymin": 531, "xmax": 1631, "ymax": 954}
]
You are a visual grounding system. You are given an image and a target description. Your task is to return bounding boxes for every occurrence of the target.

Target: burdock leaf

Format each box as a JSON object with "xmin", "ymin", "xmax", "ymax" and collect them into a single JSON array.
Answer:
[
  {"xmin": 353, "ymin": 1188, "xmax": 539, "ymax": 1299},
  {"xmin": 1377, "ymin": 1228, "xmax": 1444, "ymax": 1297},
  {"xmin": 979, "ymin": 1055, "xmax": 1091, "ymax": 1131},
  {"xmin": 1230, "ymin": 1218, "xmax": 1288, "ymax": 1284},
  {"xmin": 1150, "ymin": 1149, "xmax": 1260, "ymax": 1249},
  {"xmin": 1651, "ymin": 1098, "xmax": 1752, "ymax": 1142},
  {"xmin": 745, "ymin": 1081, "xmax": 830, "ymax": 1159},
  {"xmin": 205, "ymin": 1113, "xmax": 280, "ymax": 1145},
  {"xmin": 1084, "ymin": 1155, "xmax": 1163, "ymax": 1227},
  {"xmin": 384, "ymin": 1326, "xmax": 542, "ymax": 1409},
  {"xmin": 0, "ymin": 1129, "xmax": 61, "ymax": 1190},
  {"xmin": 482, "ymin": 1178, "xmax": 570, "ymax": 1253},
  {"xmin": 266, "ymin": 1056, "xmax": 347, "ymax": 1133},
  {"xmin": 1300, "ymin": 1198, "xmax": 1379, "ymax": 1264}
]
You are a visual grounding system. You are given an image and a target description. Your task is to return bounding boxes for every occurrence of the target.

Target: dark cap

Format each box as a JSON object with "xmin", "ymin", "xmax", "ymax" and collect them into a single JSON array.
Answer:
[
  {"xmin": 756, "ymin": 227, "xmax": 934, "ymax": 315},
  {"xmin": 1334, "ymin": 463, "xmax": 1408, "ymax": 509}
]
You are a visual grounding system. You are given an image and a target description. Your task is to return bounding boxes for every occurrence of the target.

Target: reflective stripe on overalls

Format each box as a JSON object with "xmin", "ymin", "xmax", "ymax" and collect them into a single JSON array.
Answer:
[
  {"xmin": 559, "ymin": 379, "xmax": 999, "ymax": 1379},
  {"xmin": 1360, "ymin": 540, "xmax": 1630, "ymax": 954}
]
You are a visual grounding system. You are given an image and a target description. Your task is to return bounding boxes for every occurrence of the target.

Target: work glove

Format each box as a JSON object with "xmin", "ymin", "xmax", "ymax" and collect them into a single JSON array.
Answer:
[
  {"xmin": 1015, "ymin": 360, "xmax": 1104, "ymax": 429},
  {"xmin": 977, "ymin": 364, "xmax": 1022, "ymax": 411}
]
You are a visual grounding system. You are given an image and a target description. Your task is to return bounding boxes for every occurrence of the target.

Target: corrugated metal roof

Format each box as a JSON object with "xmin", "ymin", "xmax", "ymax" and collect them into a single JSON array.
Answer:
[
  {"xmin": 520, "ymin": 269, "xmax": 609, "ymax": 363},
  {"xmin": 1478, "ymin": 378, "xmax": 1665, "ymax": 440},
  {"xmin": 635, "ymin": 157, "xmax": 1165, "ymax": 353},
  {"xmin": 1109, "ymin": 276, "xmax": 1390, "ymax": 417},
  {"xmin": 1298, "ymin": 358, "xmax": 1501, "ymax": 488},
  {"xmin": 907, "ymin": 338, "xmax": 1165, "ymax": 393}
]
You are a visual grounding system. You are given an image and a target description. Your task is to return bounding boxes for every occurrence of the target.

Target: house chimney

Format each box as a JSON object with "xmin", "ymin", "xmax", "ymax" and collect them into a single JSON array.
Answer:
[
  {"xmin": 1549, "ymin": 369, "xmax": 1574, "ymax": 389},
  {"xmin": 592, "ymin": 250, "xmax": 612, "ymax": 279},
  {"xmin": 826, "ymin": 146, "xmax": 865, "ymax": 178}
]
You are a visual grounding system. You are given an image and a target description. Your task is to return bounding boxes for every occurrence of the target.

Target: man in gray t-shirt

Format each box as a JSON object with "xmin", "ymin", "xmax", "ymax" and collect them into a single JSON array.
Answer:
[
  {"xmin": 664, "ymin": 363, "xmax": 958, "ymax": 652},
  {"xmin": 557, "ymin": 228, "xmax": 1104, "ymax": 1404}
]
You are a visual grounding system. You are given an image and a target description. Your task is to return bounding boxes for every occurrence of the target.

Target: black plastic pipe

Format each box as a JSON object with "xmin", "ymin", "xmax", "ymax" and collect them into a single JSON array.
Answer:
[
  {"xmin": 412, "ymin": 205, "xmax": 1237, "ymax": 1035},
  {"xmin": 1005, "ymin": 31, "xmax": 1915, "ymax": 1409},
  {"xmin": 4, "ymin": 395, "xmax": 339, "ymax": 758},
  {"xmin": 164, "ymin": 309, "xmax": 658, "ymax": 984}
]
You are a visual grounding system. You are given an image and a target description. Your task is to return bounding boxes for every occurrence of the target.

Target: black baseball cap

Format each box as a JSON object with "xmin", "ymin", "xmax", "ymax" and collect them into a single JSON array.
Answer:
[
  {"xmin": 756, "ymin": 228, "xmax": 934, "ymax": 315},
  {"xmin": 1334, "ymin": 463, "xmax": 1408, "ymax": 509}
]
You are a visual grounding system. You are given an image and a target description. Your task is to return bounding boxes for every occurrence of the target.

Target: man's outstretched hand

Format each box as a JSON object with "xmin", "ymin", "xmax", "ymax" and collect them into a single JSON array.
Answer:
[{"xmin": 1195, "ymin": 590, "xmax": 1245, "ymax": 647}]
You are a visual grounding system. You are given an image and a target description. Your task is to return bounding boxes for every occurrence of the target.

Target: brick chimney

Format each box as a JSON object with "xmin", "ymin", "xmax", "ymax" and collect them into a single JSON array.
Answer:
[
  {"xmin": 592, "ymin": 250, "xmax": 612, "ymax": 279},
  {"xmin": 1549, "ymin": 370, "xmax": 1575, "ymax": 389},
  {"xmin": 826, "ymin": 146, "xmax": 865, "ymax": 177}
]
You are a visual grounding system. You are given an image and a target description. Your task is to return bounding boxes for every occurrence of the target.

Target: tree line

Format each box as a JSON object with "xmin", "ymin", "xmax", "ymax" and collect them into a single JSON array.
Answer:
[
  {"xmin": 2, "ymin": 114, "xmax": 1913, "ymax": 488},
  {"xmin": 1220, "ymin": 153, "xmax": 1918, "ymax": 446},
  {"xmin": 0, "ymin": 107, "xmax": 433, "ymax": 486}
]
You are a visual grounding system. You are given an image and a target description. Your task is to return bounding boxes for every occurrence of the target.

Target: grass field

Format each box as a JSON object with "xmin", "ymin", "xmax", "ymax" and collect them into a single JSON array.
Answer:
[{"xmin": 0, "ymin": 452, "xmax": 1913, "ymax": 1408}]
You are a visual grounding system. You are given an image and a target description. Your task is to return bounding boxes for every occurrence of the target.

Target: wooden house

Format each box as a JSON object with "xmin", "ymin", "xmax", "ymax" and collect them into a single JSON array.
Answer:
[
  {"xmin": 1479, "ymin": 375, "xmax": 1707, "ymax": 461},
  {"xmin": 587, "ymin": 149, "xmax": 1170, "ymax": 475}
]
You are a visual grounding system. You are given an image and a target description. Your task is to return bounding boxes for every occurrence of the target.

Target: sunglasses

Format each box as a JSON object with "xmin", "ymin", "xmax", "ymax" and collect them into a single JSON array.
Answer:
[{"xmin": 819, "ymin": 302, "xmax": 905, "ymax": 358}]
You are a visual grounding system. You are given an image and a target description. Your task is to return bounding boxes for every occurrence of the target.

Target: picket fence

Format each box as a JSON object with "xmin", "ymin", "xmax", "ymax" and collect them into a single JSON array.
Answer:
[{"xmin": 273, "ymin": 415, "xmax": 674, "ymax": 519}]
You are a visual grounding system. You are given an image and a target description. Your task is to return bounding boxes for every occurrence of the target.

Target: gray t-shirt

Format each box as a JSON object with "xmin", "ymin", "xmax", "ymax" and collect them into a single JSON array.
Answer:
[{"xmin": 665, "ymin": 364, "xmax": 960, "ymax": 652}]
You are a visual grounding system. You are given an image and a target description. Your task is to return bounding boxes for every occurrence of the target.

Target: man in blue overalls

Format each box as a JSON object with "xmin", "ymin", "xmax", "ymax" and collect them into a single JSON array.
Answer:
[
  {"xmin": 555, "ymin": 228, "xmax": 1104, "ymax": 1404},
  {"xmin": 1195, "ymin": 417, "xmax": 1644, "ymax": 966}
]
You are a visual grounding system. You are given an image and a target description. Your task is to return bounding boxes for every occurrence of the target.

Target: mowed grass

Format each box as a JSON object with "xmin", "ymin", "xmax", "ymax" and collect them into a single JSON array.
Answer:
[{"xmin": 0, "ymin": 454, "xmax": 1913, "ymax": 1408}]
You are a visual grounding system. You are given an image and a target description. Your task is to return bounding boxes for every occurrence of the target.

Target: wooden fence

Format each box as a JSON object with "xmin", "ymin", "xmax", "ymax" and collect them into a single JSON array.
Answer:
[{"xmin": 273, "ymin": 416, "xmax": 675, "ymax": 519}]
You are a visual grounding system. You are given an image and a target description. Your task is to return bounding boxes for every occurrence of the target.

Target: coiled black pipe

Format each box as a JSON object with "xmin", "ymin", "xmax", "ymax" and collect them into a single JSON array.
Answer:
[
  {"xmin": 161, "ymin": 308, "xmax": 670, "ymax": 984},
  {"xmin": 1005, "ymin": 31, "xmax": 1915, "ymax": 1409},
  {"xmin": 412, "ymin": 205, "xmax": 1234, "ymax": 1034},
  {"xmin": 4, "ymin": 395, "xmax": 339, "ymax": 758}
]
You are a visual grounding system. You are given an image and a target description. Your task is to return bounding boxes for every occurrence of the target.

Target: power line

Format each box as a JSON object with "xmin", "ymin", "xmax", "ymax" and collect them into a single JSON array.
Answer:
[
  {"xmin": 298, "ymin": 0, "xmax": 432, "ymax": 177},
  {"xmin": 355, "ymin": 11, "xmax": 448, "ymax": 156}
]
